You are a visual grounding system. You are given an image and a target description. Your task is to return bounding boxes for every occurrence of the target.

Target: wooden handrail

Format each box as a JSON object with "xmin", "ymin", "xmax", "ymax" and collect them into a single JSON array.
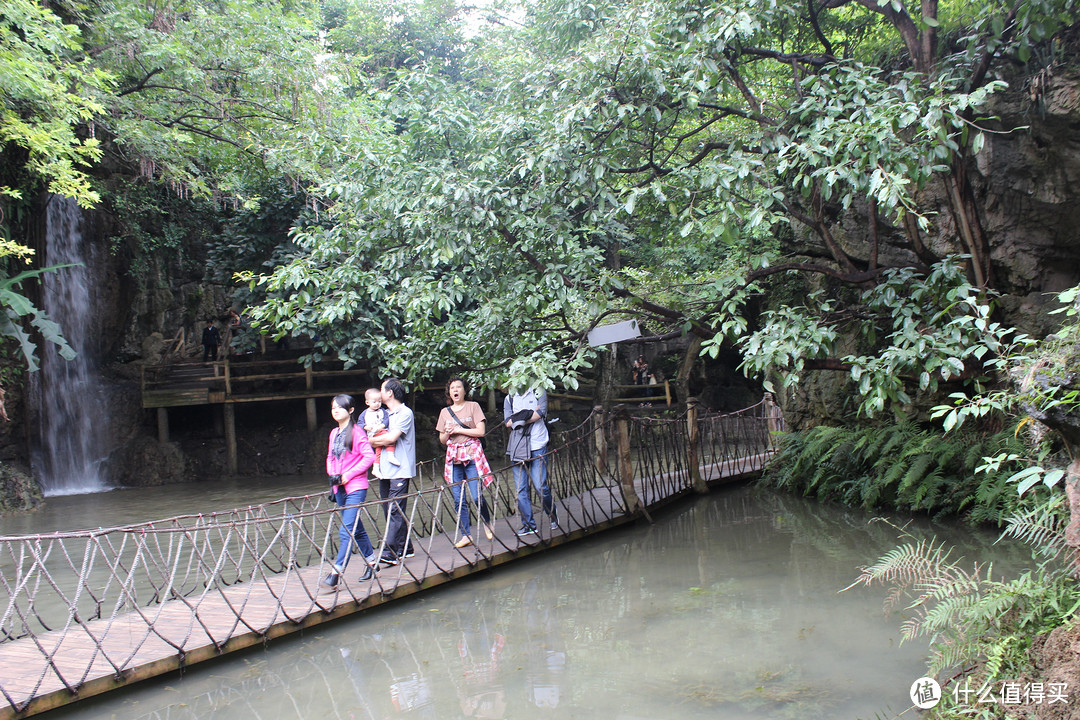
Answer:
[{"xmin": 549, "ymin": 380, "xmax": 672, "ymax": 405}]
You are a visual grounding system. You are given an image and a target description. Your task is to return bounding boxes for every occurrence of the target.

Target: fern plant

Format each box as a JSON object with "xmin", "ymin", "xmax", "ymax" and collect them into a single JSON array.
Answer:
[
  {"xmin": 850, "ymin": 503, "xmax": 1080, "ymax": 719},
  {"xmin": 762, "ymin": 423, "xmax": 1026, "ymax": 525}
]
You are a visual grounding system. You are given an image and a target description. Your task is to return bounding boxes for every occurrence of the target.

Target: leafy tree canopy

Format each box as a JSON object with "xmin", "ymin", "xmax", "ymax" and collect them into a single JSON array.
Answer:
[
  {"xmin": 0, "ymin": 0, "xmax": 108, "ymax": 212},
  {"xmin": 248, "ymin": 0, "xmax": 1075, "ymax": 408}
]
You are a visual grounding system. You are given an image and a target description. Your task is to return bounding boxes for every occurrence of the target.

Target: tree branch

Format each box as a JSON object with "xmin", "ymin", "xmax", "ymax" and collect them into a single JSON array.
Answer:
[
  {"xmin": 116, "ymin": 68, "xmax": 165, "ymax": 97},
  {"xmin": 739, "ymin": 47, "xmax": 834, "ymax": 67},
  {"xmin": 806, "ymin": 0, "xmax": 835, "ymax": 57}
]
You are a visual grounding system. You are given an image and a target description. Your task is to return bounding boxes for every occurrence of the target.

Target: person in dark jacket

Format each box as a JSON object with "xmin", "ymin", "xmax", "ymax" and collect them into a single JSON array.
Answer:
[{"xmin": 201, "ymin": 319, "xmax": 221, "ymax": 362}]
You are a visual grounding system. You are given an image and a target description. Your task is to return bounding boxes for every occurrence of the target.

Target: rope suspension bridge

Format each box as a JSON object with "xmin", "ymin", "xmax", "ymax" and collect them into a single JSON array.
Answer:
[{"xmin": 0, "ymin": 398, "xmax": 784, "ymax": 718}]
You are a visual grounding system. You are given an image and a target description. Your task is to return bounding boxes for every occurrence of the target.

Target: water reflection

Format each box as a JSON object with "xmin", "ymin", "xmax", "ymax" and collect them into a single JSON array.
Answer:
[{"xmin": 53, "ymin": 485, "xmax": 1023, "ymax": 720}]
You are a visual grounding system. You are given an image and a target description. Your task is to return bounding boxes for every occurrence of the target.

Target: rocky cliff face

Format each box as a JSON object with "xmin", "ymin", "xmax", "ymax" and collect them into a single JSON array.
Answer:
[
  {"xmin": 978, "ymin": 69, "xmax": 1080, "ymax": 307},
  {"xmin": 781, "ymin": 69, "xmax": 1080, "ymax": 429}
]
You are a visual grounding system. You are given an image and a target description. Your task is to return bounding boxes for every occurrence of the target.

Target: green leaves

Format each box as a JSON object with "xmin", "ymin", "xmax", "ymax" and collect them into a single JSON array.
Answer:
[
  {"xmin": 738, "ymin": 258, "xmax": 1019, "ymax": 418},
  {"xmin": 0, "ymin": 0, "xmax": 109, "ymax": 216},
  {"xmin": 0, "ymin": 265, "xmax": 77, "ymax": 371},
  {"xmin": 775, "ymin": 64, "xmax": 1003, "ymax": 224}
]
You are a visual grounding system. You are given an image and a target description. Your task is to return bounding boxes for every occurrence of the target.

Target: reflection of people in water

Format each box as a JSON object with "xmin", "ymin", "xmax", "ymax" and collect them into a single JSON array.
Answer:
[
  {"xmin": 338, "ymin": 645, "xmax": 379, "ymax": 720},
  {"xmin": 457, "ymin": 625, "xmax": 507, "ymax": 718},
  {"xmin": 522, "ymin": 578, "xmax": 567, "ymax": 710},
  {"xmin": 339, "ymin": 629, "xmax": 438, "ymax": 718},
  {"xmin": 332, "ymin": 581, "xmax": 568, "ymax": 718}
]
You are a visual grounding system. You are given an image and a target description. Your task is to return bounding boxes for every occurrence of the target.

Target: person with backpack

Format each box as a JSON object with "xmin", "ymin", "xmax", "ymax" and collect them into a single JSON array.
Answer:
[{"xmin": 504, "ymin": 388, "xmax": 559, "ymax": 536}]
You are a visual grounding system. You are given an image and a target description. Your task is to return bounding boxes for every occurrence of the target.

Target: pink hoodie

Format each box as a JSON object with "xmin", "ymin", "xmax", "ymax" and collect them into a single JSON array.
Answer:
[{"xmin": 326, "ymin": 424, "xmax": 375, "ymax": 493}]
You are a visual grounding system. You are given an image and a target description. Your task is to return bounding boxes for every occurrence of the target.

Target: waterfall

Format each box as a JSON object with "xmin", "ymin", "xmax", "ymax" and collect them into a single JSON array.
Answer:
[{"xmin": 35, "ymin": 196, "xmax": 111, "ymax": 496}]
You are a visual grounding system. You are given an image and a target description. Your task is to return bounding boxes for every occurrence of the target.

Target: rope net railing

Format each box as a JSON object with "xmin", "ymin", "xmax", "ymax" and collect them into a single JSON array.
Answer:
[{"xmin": 0, "ymin": 396, "xmax": 781, "ymax": 714}]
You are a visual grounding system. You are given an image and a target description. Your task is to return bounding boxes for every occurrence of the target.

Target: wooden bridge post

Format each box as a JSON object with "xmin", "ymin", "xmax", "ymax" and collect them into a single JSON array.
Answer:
[
  {"xmin": 687, "ymin": 397, "xmax": 707, "ymax": 494},
  {"xmin": 224, "ymin": 404, "xmax": 237, "ymax": 474},
  {"xmin": 615, "ymin": 410, "xmax": 644, "ymax": 515},
  {"xmin": 156, "ymin": 408, "xmax": 169, "ymax": 443},
  {"xmin": 305, "ymin": 365, "xmax": 317, "ymax": 432},
  {"xmin": 593, "ymin": 406, "xmax": 608, "ymax": 476},
  {"xmin": 764, "ymin": 392, "xmax": 782, "ymax": 448}
]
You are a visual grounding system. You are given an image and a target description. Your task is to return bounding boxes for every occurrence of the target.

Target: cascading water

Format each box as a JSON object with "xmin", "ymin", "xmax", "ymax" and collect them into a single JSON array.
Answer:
[{"xmin": 34, "ymin": 196, "xmax": 111, "ymax": 495}]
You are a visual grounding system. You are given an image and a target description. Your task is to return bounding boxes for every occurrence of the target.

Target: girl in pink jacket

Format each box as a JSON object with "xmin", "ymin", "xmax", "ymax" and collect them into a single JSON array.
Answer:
[{"xmin": 322, "ymin": 393, "xmax": 376, "ymax": 589}]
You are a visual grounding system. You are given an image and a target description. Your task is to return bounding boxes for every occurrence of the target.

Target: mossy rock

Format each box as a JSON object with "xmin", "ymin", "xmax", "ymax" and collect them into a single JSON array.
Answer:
[{"xmin": 0, "ymin": 463, "xmax": 44, "ymax": 515}]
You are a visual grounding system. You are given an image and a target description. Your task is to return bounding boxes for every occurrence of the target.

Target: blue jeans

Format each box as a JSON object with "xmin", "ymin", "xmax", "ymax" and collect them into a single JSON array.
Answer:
[
  {"xmin": 333, "ymin": 487, "xmax": 374, "ymax": 571},
  {"xmin": 451, "ymin": 461, "xmax": 491, "ymax": 538},
  {"xmin": 513, "ymin": 448, "xmax": 555, "ymax": 529}
]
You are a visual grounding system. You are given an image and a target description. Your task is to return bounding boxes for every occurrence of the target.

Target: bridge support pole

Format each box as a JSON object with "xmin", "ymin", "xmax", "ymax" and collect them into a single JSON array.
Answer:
[
  {"xmin": 593, "ymin": 406, "xmax": 608, "ymax": 476},
  {"xmin": 615, "ymin": 411, "xmax": 648, "ymax": 520},
  {"xmin": 157, "ymin": 408, "xmax": 169, "ymax": 443},
  {"xmin": 764, "ymin": 392, "xmax": 783, "ymax": 449},
  {"xmin": 305, "ymin": 365, "xmax": 317, "ymax": 432},
  {"xmin": 224, "ymin": 404, "xmax": 237, "ymax": 474},
  {"xmin": 687, "ymin": 397, "xmax": 707, "ymax": 493}
]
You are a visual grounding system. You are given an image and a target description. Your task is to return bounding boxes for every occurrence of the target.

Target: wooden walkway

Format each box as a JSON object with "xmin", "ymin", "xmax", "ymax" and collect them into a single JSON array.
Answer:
[
  {"xmin": 141, "ymin": 356, "xmax": 372, "ymax": 472},
  {"xmin": 0, "ymin": 404, "xmax": 781, "ymax": 718}
]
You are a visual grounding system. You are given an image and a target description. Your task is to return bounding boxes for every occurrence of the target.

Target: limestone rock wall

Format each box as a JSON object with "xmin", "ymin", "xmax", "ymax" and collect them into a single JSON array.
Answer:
[{"xmin": 782, "ymin": 70, "xmax": 1080, "ymax": 428}]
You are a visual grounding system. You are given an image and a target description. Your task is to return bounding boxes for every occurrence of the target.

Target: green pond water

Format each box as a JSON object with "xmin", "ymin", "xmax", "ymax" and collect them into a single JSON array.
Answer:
[{"xmin": 2, "ymin": 479, "xmax": 1026, "ymax": 720}]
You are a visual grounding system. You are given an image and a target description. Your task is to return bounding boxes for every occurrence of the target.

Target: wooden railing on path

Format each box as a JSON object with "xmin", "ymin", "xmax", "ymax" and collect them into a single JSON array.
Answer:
[
  {"xmin": 549, "ymin": 380, "xmax": 674, "ymax": 406},
  {"xmin": 0, "ymin": 397, "xmax": 785, "ymax": 719},
  {"xmin": 140, "ymin": 356, "xmax": 372, "ymax": 473}
]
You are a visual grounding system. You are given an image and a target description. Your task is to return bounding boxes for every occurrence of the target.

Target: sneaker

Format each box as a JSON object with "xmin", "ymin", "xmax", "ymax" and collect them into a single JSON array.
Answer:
[
  {"xmin": 515, "ymin": 526, "xmax": 537, "ymax": 536},
  {"xmin": 404, "ymin": 547, "xmax": 415, "ymax": 558},
  {"xmin": 379, "ymin": 553, "xmax": 400, "ymax": 566},
  {"xmin": 483, "ymin": 523, "xmax": 494, "ymax": 540},
  {"xmin": 551, "ymin": 519, "xmax": 559, "ymax": 531},
  {"xmin": 454, "ymin": 536, "xmax": 473, "ymax": 548}
]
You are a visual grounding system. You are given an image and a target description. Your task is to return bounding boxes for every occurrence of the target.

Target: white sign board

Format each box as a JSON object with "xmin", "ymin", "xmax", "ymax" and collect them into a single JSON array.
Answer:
[{"xmin": 587, "ymin": 319, "xmax": 641, "ymax": 347}]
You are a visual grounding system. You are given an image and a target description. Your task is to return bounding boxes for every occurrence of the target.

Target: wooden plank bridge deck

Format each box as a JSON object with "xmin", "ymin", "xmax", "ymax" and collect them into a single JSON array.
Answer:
[{"xmin": 0, "ymin": 404, "xmax": 783, "ymax": 718}]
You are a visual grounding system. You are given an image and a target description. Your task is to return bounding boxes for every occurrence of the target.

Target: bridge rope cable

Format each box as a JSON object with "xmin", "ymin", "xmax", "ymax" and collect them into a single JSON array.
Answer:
[{"xmin": 0, "ymin": 401, "xmax": 782, "ymax": 714}]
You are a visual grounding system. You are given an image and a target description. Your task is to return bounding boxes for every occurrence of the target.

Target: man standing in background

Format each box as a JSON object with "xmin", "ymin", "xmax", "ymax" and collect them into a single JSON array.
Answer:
[
  {"xmin": 201, "ymin": 319, "xmax": 220, "ymax": 362},
  {"xmin": 504, "ymin": 388, "xmax": 558, "ymax": 536}
]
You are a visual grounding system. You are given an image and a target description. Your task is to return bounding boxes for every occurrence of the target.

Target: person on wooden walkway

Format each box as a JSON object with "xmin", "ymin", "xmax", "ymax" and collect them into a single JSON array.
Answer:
[
  {"xmin": 504, "ymin": 388, "xmax": 558, "ymax": 535},
  {"xmin": 201, "ymin": 318, "xmax": 221, "ymax": 362},
  {"xmin": 370, "ymin": 378, "xmax": 416, "ymax": 564},
  {"xmin": 323, "ymin": 393, "xmax": 377, "ymax": 589},
  {"xmin": 436, "ymin": 377, "xmax": 494, "ymax": 548}
]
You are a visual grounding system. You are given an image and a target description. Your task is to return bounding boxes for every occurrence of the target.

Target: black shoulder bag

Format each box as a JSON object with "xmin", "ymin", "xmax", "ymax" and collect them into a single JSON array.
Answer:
[{"xmin": 447, "ymin": 406, "xmax": 486, "ymax": 449}]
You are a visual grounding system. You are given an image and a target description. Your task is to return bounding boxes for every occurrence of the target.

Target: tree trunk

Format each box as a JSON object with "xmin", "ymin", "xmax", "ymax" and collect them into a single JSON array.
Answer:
[
  {"xmin": 597, "ymin": 346, "xmax": 617, "ymax": 409},
  {"xmin": 675, "ymin": 336, "xmax": 702, "ymax": 405}
]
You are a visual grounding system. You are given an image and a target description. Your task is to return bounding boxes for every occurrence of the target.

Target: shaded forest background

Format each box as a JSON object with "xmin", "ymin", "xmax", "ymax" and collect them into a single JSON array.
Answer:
[{"xmin": 3, "ymin": 0, "xmax": 1080, "ymax": 714}]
